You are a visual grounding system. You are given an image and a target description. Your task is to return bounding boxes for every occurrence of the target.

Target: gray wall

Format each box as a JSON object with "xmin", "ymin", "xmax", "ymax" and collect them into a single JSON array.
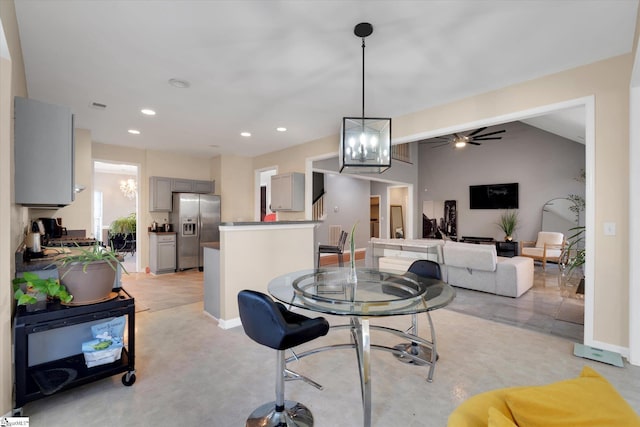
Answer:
[
  {"xmin": 418, "ymin": 121, "xmax": 585, "ymax": 242},
  {"xmin": 315, "ymin": 174, "xmax": 371, "ymax": 249}
]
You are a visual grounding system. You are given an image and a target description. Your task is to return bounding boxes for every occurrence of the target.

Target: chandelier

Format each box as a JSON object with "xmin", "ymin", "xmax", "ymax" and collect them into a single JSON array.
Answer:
[
  {"xmin": 120, "ymin": 178, "xmax": 137, "ymax": 200},
  {"xmin": 340, "ymin": 22, "xmax": 391, "ymax": 174}
]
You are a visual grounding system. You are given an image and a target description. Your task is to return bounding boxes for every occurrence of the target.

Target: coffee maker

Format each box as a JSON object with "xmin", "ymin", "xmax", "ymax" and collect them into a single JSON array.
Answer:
[{"xmin": 39, "ymin": 217, "xmax": 65, "ymax": 244}]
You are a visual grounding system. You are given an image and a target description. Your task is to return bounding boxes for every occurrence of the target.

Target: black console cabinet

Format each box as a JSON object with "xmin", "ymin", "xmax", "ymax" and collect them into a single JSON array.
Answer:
[
  {"xmin": 496, "ymin": 241, "xmax": 518, "ymax": 257},
  {"xmin": 13, "ymin": 289, "xmax": 136, "ymax": 414}
]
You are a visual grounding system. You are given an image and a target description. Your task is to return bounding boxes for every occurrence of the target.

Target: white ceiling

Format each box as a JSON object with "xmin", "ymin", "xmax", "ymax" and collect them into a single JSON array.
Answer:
[{"xmin": 13, "ymin": 0, "xmax": 638, "ymax": 157}]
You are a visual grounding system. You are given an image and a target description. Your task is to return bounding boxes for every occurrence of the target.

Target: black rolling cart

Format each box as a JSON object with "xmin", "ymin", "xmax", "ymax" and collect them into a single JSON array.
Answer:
[{"xmin": 13, "ymin": 288, "xmax": 136, "ymax": 415}]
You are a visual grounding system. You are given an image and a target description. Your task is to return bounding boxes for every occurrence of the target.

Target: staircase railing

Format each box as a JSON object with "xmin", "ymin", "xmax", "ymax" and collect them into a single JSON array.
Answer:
[{"xmin": 312, "ymin": 193, "xmax": 325, "ymax": 221}]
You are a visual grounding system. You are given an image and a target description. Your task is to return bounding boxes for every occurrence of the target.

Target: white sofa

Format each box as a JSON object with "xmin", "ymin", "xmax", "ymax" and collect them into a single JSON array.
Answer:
[
  {"xmin": 443, "ymin": 241, "xmax": 534, "ymax": 297},
  {"xmin": 373, "ymin": 240, "xmax": 534, "ymax": 298}
]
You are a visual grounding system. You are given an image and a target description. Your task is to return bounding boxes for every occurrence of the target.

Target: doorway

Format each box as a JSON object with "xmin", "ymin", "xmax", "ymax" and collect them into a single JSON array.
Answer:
[
  {"xmin": 93, "ymin": 161, "xmax": 139, "ymax": 272},
  {"xmin": 256, "ymin": 167, "xmax": 277, "ymax": 221},
  {"xmin": 370, "ymin": 196, "xmax": 380, "ymax": 238}
]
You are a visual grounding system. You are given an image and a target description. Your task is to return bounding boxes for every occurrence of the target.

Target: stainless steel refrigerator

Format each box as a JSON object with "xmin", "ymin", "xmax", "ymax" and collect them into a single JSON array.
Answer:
[{"xmin": 171, "ymin": 193, "xmax": 221, "ymax": 271}]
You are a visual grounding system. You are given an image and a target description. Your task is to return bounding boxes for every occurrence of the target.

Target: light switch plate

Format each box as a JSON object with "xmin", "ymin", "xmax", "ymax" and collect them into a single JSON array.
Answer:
[{"xmin": 604, "ymin": 222, "xmax": 616, "ymax": 236}]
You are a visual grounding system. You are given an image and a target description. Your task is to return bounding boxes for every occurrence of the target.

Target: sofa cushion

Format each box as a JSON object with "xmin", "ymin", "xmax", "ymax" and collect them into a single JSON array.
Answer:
[
  {"xmin": 443, "ymin": 241, "xmax": 497, "ymax": 272},
  {"xmin": 505, "ymin": 366, "xmax": 640, "ymax": 427}
]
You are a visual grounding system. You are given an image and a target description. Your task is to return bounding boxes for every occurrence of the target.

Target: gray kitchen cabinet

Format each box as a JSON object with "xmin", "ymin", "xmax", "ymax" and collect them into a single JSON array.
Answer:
[
  {"xmin": 149, "ymin": 177, "xmax": 172, "ymax": 212},
  {"xmin": 193, "ymin": 180, "xmax": 214, "ymax": 194},
  {"xmin": 149, "ymin": 233, "xmax": 176, "ymax": 274},
  {"xmin": 171, "ymin": 179, "xmax": 193, "ymax": 192},
  {"xmin": 150, "ymin": 177, "xmax": 215, "ymax": 212},
  {"xmin": 14, "ymin": 97, "xmax": 75, "ymax": 207},
  {"xmin": 271, "ymin": 172, "xmax": 304, "ymax": 211}
]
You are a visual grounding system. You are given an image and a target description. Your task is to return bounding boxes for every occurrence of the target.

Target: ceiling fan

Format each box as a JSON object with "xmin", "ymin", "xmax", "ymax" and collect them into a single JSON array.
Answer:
[{"xmin": 421, "ymin": 127, "xmax": 506, "ymax": 149}]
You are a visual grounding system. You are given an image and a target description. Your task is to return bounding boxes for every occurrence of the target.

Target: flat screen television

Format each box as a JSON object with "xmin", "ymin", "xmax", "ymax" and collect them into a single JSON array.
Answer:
[{"xmin": 469, "ymin": 183, "xmax": 519, "ymax": 209}]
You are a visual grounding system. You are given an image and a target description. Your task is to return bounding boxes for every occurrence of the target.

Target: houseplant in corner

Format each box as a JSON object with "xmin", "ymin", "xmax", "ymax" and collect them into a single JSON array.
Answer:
[
  {"xmin": 496, "ymin": 210, "xmax": 518, "ymax": 242},
  {"xmin": 558, "ymin": 225, "xmax": 585, "ymax": 299},
  {"xmin": 55, "ymin": 243, "xmax": 127, "ymax": 305},
  {"xmin": 13, "ymin": 271, "xmax": 73, "ymax": 311}
]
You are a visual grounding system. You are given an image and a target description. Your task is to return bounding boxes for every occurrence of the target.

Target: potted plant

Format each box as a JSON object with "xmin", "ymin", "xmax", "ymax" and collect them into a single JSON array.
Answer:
[
  {"xmin": 54, "ymin": 243, "xmax": 127, "ymax": 305},
  {"xmin": 109, "ymin": 213, "xmax": 136, "ymax": 235},
  {"xmin": 109, "ymin": 213, "xmax": 136, "ymax": 254},
  {"xmin": 559, "ymin": 225, "xmax": 585, "ymax": 298},
  {"xmin": 497, "ymin": 210, "xmax": 518, "ymax": 241},
  {"xmin": 13, "ymin": 271, "xmax": 73, "ymax": 311}
]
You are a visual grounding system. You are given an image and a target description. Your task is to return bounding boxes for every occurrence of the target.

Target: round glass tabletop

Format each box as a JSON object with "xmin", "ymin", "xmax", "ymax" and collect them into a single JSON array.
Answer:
[{"xmin": 268, "ymin": 267, "xmax": 455, "ymax": 317}]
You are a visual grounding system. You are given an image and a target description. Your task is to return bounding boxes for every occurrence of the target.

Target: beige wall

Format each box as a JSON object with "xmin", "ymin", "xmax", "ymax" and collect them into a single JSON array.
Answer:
[
  {"xmin": 219, "ymin": 155, "xmax": 253, "ymax": 222},
  {"xmin": 219, "ymin": 224, "xmax": 315, "ymax": 321},
  {"xmin": 1, "ymin": 0, "xmax": 28, "ymax": 415}
]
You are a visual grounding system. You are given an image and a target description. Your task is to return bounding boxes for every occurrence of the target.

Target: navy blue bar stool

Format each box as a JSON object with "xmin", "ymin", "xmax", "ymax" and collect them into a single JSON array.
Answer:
[{"xmin": 238, "ymin": 290, "xmax": 330, "ymax": 427}]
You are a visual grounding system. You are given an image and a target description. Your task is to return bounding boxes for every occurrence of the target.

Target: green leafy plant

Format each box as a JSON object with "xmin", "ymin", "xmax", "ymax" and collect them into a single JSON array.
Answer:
[
  {"xmin": 562, "ymin": 225, "xmax": 585, "ymax": 273},
  {"xmin": 496, "ymin": 210, "xmax": 518, "ymax": 239},
  {"xmin": 109, "ymin": 213, "xmax": 136, "ymax": 235},
  {"xmin": 56, "ymin": 243, "xmax": 128, "ymax": 277},
  {"xmin": 13, "ymin": 271, "xmax": 73, "ymax": 305},
  {"xmin": 349, "ymin": 222, "xmax": 358, "ymax": 269}
]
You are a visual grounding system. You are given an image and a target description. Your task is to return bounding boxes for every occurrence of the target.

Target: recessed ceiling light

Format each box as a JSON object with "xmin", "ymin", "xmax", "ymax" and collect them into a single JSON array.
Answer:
[
  {"xmin": 141, "ymin": 109, "xmax": 156, "ymax": 116},
  {"xmin": 240, "ymin": 132, "xmax": 251, "ymax": 137},
  {"xmin": 128, "ymin": 129, "xmax": 141, "ymax": 135},
  {"xmin": 169, "ymin": 78, "xmax": 190, "ymax": 89},
  {"xmin": 276, "ymin": 127, "xmax": 287, "ymax": 132}
]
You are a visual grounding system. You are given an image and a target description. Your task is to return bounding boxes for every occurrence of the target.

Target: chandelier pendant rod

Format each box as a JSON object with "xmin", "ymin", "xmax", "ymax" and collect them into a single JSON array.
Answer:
[{"xmin": 361, "ymin": 37, "xmax": 366, "ymax": 119}]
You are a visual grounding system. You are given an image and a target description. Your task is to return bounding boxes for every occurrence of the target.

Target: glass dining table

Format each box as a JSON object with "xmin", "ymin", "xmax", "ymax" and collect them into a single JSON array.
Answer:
[{"xmin": 268, "ymin": 267, "xmax": 456, "ymax": 427}]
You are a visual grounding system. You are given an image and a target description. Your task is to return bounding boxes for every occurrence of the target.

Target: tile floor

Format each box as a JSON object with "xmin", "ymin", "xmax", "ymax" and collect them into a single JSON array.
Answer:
[{"xmin": 17, "ymin": 266, "xmax": 638, "ymax": 427}]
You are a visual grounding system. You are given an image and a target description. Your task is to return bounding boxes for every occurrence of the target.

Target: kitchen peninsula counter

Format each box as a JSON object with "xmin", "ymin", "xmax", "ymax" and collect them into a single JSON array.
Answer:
[{"xmin": 203, "ymin": 221, "xmax": 317, "ymax": 328}]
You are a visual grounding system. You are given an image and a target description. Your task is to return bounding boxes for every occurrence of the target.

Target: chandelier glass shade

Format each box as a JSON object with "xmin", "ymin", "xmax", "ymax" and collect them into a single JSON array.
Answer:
[
  {"xmin": 340, "ymin": 117, "xmax": 391, "ymax": 173},
  {"xmin": 340, "ymin": 22, "xmax": 391, "ymax": 174},
  {"xmin": 120, "ymin": 178, "xmax": 137, "ymax": 200}
]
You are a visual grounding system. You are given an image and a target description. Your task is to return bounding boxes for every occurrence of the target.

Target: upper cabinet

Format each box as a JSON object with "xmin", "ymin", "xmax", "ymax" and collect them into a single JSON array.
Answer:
[
  {"xmin": 271, "ymin": 172, "xmax": 304, "ymax": 211},
  {"xmin": 14, "ymin": 97, "xmax": 75, "ymax": 207},
  {"xmin": 149, "ymin": 176, "xmax": 215, "ymax": 212},
  {"xmin": 150, "ymin": 177, "xmax": 173, "ymax": 212}
]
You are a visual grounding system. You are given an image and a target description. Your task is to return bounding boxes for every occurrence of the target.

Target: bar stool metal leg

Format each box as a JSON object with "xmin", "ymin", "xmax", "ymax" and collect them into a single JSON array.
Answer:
[{"xmin": 246, "ymin": 350, "xmax": 314, "ymax": 427}]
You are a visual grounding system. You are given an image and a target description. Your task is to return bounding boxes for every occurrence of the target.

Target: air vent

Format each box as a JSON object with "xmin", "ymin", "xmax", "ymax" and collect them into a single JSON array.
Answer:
[{"xmin": 90, "ymin": 102, "xmax": 107, "ymax": 110}]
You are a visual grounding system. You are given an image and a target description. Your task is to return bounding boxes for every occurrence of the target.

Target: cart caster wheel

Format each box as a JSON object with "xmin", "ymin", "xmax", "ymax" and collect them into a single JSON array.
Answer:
[{"xmin": 122, "ymin": 373, "xmax": 136, "ymax": 386}]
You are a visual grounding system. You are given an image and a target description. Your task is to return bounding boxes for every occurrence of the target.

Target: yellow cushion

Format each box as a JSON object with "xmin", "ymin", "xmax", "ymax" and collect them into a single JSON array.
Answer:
[
  {"xmin": 505, "ymin": 366, "xmax": 640, "ymax": 427},
  {"xmin": 447, "ymin": 387, "xmax": 523, "ymax": 427},
  {"xmin": 488, "ymin": 407, "xmax": 517, "ymax": 427}
]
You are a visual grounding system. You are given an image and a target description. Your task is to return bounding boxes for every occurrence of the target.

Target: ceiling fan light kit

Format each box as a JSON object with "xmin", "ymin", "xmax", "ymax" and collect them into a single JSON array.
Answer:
[
  {"xmin": 425, "ymin": 127, "xmax": 507, "ymax": 149},
  {"xmin": 340, "ymin": 22, "xmax": 392, "ymax": 174}
]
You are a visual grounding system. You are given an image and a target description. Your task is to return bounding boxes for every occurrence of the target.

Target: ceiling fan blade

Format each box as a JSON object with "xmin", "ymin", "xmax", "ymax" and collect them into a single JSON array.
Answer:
[
  {"xmin": 472, "ymin": 129, "xmax": 506, "ymax": 138},
  {"xmin": 468, "ymin": 141, "xmax": 482, "ymax": 145},
  {"xmin": 467, "ymin": 127, "xmax": 487, "ymax": 137},
  {"xmin": 472, "ymin": 137, "xmax": 503, "ymax": 141},
  {"xmin": 432, "ymin": 143, "xmax": 450, "ymax": 149}
]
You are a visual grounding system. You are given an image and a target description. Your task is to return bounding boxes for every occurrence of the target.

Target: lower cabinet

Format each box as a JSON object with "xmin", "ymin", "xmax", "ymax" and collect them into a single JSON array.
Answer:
[{"xmin": 149, "ymin": 233, "xmax": 176, "ymax": 274}]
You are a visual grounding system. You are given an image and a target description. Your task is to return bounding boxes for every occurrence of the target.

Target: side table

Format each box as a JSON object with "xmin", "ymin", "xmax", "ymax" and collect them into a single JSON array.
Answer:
[{"xmin": 496, "ymin": 241, "xmax": 518, "ymax": 257}]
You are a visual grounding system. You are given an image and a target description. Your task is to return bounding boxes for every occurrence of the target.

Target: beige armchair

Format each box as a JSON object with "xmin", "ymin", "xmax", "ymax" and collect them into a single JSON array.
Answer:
[{"xmin": 520, "ymin": 231, "xmax": 565, "ymax": 270}]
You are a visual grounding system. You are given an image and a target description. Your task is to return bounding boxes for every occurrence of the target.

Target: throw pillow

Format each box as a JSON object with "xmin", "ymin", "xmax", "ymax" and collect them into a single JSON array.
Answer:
[
  {"xmin": 505, "ymin": 366, "xmax": 640, "ymax": 427},
  {"xmin": 487, "ymin": 407, "xmax": 517, "ymax": 427}
]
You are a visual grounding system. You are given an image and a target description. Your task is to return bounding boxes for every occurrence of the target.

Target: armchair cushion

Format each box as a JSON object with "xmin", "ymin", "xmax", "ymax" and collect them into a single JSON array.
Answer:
[{"xmin": 534, "ymin": 231, "xmax": 564, "ymax": 248}]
